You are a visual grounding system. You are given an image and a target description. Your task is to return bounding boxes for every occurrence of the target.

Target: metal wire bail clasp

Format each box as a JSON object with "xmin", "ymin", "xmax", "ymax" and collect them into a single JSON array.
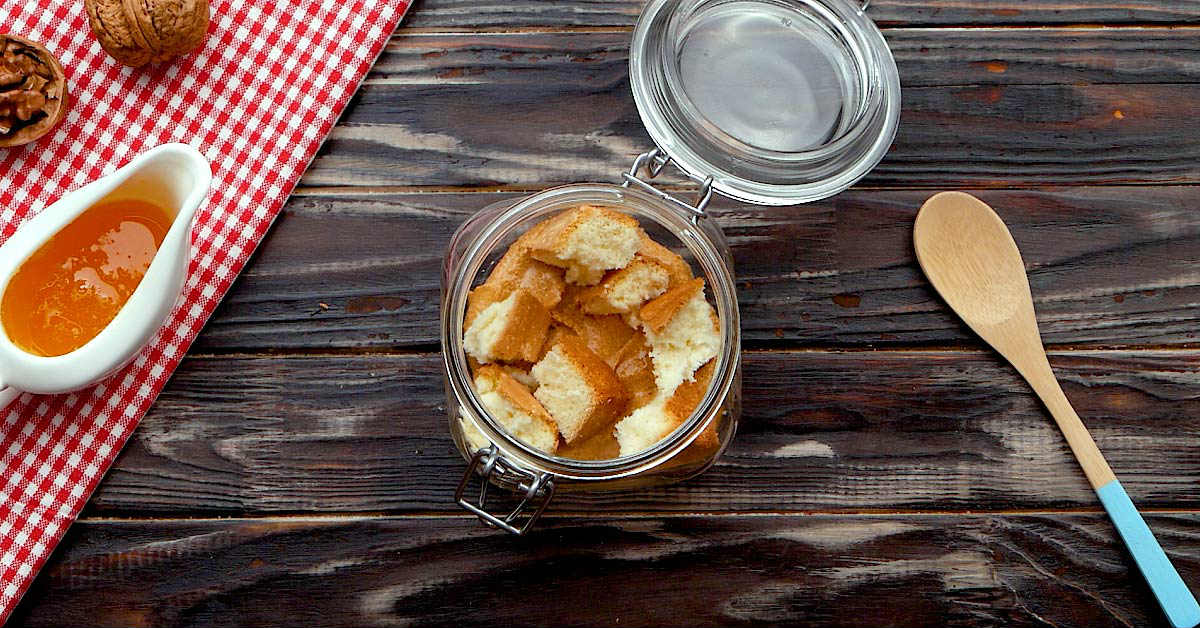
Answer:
[
  {"xmin": 622, "ymin": 148, "xmax": 714, "ymax": 218},
  {"xmin": 455, "ymin": 445, "xmax": 555, "ymax": 535}
]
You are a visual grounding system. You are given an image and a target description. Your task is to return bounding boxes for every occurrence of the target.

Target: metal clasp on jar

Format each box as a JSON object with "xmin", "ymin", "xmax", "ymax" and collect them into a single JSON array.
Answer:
[
  {"xmin": 455, "ymin": 445, "xmax": 556, "ymax": 535},
  {"xmin": 621, "ymin": 148, "xmax": 714, "ymax": 219}
]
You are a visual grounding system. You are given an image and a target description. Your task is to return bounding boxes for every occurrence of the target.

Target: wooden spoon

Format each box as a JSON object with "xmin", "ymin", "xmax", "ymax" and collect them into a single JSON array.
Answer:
[{"xmin": 914, "ymin": 191, "xmax": 1200, "ymax": 628}]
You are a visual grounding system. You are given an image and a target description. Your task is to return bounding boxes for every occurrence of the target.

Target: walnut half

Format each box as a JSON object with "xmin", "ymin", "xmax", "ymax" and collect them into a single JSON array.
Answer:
[
  {"xmin": 85, "ymin": 0, "xmax": 210, "ymax": 68},
  {"xmin": 0, "ymin": 34, "xmax": 69, "ymax": 148}
]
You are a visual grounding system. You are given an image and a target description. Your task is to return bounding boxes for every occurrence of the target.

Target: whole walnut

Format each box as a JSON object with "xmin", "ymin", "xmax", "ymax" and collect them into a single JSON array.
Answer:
[{"xmin": 84, "ymin": 0, "xmax": 210, "ymax": 67}]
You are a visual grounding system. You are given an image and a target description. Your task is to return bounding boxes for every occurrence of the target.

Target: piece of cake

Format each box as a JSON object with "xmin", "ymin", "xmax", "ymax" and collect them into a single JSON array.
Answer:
[
  {"xmin": 473, "ymin": 365, "xmax": 559, "ymax": 453},
  {"xmin": 486, "ymin": 222, "xmax": 567, "ymax": 310},
  {"xmin": 465, "ymin": 282, "xmax": 505, "ymax": 329},
  {"xmin": 664, "ymin": 359, "xmax": 721, "ymax": 457},
  {"xmin": 637, "ymin": 233, "xmax": 693, "ymax": 287},
  {"xmin": 557, "ymin": 428, "xmax": 621, "ymax": 460},
  {"xmin": 613, "ymin": 332, "xmax": 658, "ymax": 409},
  {"xmin": 532, "ymin": 334, "xmax": 630, "ymax": 444},
  {"xmin": 578, "ymin": 256, "xmax": 671, "ymax": 315},
  {"xmin": 613, "ymin": 399, "xmax": 674, "ymax": 455},
  {"xmin": 615, "ymin": 360, "xmax": 719, "ymax": 456},
  {"xmin": 464, "ymin": 289, "xmax": 552, "ymax": 364},
  {"xmin": 538, "ymin": 325, "xmax": 577, "ymax": 361},
  {"xmin": 635, "ymin": 278, "xmax": 720, "ymax": 393},
  {"xmin": 636, "ymin": 277, "xmax": 703, "ymax": 334},
  {"xmin": 551, "ymin": 288, "xmax": 637, "ymax": 367},
  {"xmin": 665, "ymin": 359, "xmax": 717, "ymax": 420},
  {"xmin": 502, "ymin": 365, "xmax": 538, "ymax": 391},
  {"xmin": 528, "ymin": 205, "xmax": 644, "ymax": 285}
]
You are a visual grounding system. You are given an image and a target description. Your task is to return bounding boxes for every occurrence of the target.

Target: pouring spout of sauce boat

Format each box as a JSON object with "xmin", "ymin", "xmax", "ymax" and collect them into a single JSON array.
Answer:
[{"xmin": 0, "ymin": 143, "xmax": 212, "ymax": 406}]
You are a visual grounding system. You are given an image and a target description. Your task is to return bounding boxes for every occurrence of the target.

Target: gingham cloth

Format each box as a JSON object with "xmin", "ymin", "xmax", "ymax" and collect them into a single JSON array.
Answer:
[{"xmin": 0, "ymin": 0, "xmax": 410, "ymax": 619}]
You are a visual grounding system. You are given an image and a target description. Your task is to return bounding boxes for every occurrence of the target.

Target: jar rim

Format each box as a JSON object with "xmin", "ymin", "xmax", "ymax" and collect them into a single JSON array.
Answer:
[
  {"xmin": 442, "ymin": 183, "xmax": 742, "ymax": 481},
  {"xmin": 629, "ymin": 0, "xmax": 902, "ymax": 205},
  {"xmin": 662, "ymin": 0, "xmax": 875, "ymax": 158}
]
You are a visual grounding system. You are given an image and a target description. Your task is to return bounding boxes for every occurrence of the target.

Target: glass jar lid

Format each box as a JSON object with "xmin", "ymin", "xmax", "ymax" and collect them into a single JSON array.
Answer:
[{"xmin": 629, "ymin": 0, "xmax": 901, "ymax": 205}]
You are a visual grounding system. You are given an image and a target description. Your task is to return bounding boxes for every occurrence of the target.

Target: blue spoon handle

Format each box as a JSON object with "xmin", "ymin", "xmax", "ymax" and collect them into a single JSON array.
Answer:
[{"xmin": 1096, "ymin": 480, "xmax": 1200, "ymax": 628}]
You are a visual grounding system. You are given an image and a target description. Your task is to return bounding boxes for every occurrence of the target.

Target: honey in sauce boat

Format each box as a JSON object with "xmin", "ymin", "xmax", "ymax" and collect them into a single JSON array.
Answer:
[
  {"xmin": 0, "ymin": 144, "xmax": 209, "ymax": 410},
  {"xmin": 1, "ymin": 199, "xmax": 172, "ymax": 357}
]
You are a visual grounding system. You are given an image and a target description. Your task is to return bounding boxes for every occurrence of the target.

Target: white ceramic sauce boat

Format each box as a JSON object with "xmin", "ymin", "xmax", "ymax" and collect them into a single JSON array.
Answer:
[{"xmin": 0, "ymin": 143, "xmax": 211, "ymax": 409}]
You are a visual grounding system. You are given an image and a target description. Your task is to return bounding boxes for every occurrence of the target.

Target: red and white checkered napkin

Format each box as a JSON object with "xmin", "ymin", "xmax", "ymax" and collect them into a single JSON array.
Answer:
[{"xmin": 0, "ymin": 0, "xmax": 410, "ymax": 618}]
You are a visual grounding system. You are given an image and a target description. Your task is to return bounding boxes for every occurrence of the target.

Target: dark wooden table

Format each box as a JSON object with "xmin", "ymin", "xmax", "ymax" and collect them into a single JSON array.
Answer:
[{"xmin": 12, "ymin": 1, "xmax": 1200, "ymax": 626}]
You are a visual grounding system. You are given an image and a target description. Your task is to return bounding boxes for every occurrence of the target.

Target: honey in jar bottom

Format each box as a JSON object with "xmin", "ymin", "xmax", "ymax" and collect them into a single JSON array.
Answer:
[{"xmin": 1, "ymin": 199, "xmax": 171, "ymax": 357}]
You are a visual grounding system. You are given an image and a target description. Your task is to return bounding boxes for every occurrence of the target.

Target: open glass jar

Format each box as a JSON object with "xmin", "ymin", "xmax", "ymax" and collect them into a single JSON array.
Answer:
[
  {"xmin": 443, "ymin": 177, "xmax": 742, "ymax": 533},
  {"xmin": 441, "ymin": 0, "xmax": 899, "ymax": 533}
]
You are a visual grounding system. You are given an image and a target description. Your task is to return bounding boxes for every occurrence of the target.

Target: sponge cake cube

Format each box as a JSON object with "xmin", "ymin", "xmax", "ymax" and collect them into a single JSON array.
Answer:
[
  {"xmin": 528, "ymin": 205, "xmax": 644, "ymax": 285},
  {"xmin": 615, "ymin": 360, "xmax": 719, "ymax": 456},
  {"xmin": 637, "ymin": 233, "xmax": 693, "ymax": 287},
  {"xmin": 613, "ymin": 398, "xmax": 676, "ymax": 455},
  {"xmin": 473, "ymin": 365, "xmax": 559, "ymax": 454},
  {"xmin": 578, "ymin": 256, "xmax": 671, "ymax": 315},
  {"xmin": 532, "ymin": 334, "xmax": 630, "ymax": 444},
  {"xmin": 464, "ymin": 289, "xmax": 552, "ymax": 364},
  {"xmin": 636, "ymin": 279, "xmax": 721, "ymax": 393},
  {"xmin": 551, "ymin": 288, "xmax": 637, "ymax": 367}
]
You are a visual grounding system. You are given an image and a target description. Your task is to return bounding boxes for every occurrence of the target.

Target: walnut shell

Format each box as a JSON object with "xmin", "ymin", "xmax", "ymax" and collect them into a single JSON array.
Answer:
[
  {"xmin": 84, "ymin": 0, "xmax": 210, "ymax": 67},
  {"xmin": 0, "ymin": 34, "xmax": 69, "ymax": 148}
]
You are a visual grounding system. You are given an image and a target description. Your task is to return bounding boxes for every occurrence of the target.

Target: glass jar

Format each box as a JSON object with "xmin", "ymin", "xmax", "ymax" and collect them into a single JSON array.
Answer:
[
  {"xmin": 441, "ymin": 0, "xmax": 899, "ymax": 533},
  {"xmin": 443, "ymin": 177, "xmax": 743, "ymax": 533}
]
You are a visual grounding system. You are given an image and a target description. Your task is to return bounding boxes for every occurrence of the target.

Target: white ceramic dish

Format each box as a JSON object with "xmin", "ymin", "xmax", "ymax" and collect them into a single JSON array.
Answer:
[{"xmin": 0, "ymin": 143, "xmax": 211, "ymax": 408}]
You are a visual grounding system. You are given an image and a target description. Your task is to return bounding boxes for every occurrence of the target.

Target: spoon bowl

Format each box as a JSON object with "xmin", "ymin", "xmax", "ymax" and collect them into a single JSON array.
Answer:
[{"xmin": 915, "ymin": 191, "xmax": 1030, "ymax": 331}]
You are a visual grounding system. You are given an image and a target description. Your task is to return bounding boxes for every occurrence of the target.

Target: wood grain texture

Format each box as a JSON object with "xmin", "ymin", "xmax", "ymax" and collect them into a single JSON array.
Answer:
[
  {"xmin": 374, "ymin": 29, "xmax": 1200, "ymax": 87},
  {"xmin": 16, "ymin": 2, "xmax": 1200, "ymax": 623},
  {"xmin": 86, "ymin": 349, "xmax": 1200, "ymax": 516},
  {"xmin": 403, "ymin": 0, "xmax": 1200, "ymax": 28},
  {"xmin": 12, "ymin": 513, "xmax": 1200, "ymax": 627},
  {"xmin": 301, "ymin": 30, "xmax": 1200, "ymax": 188},
  {"xmin": 195, "ymin": 187, "xmax": 1200, "ymax": 350}
]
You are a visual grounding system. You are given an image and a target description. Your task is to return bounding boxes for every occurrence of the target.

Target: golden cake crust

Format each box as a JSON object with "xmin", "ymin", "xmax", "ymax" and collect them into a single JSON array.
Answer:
[
  {"xmin": 614, "ymin": 332, "xmax": 658, "ymax": 409},
  {"xmin": 551, "ymin": 288, "xmax": 637, "ymax": 367},
  {"xmin": 465, "ymin": 289, "xmax": 552, "ymax": 364},
  {"xmin": 477, "ymin": 364, "xmax": 557, "ymax": 428},
  {"xmin": 557, "ymin": 428, "xmax": 620, "ymax": 460},
  {"xmin": 637, "ymin": 233, "xmax": 693, "ymax": 287},
  {"xmin": 638, "ymin": 277, "xmax": 704, "ymax": 334},
  {"xmin": 539, "ymin": 333, "xmax": 630, "ymax": 443}
]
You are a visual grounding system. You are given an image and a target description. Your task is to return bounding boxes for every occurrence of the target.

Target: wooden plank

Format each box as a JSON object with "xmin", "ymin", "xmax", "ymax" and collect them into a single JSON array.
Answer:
[
  {"xmin": 12, "ymin": 513, "xmax": 1200, "ymax": 627},
  {"xmin": 195, "ymin": 187, "xmax": 1200, "ymax": 350},
  {"xmin": 302, "ymin": 29, "xmax": 1200, "ymax": 188},
  {"xmin": 403, "ymin": 0, "xmax": 1200, "ymax": 28},
  {"xmin": 86, "ymin": 349, "xmax": 1200, "ymax": 516},
  {"xmin": 374, "ymin": 29, "xmax": 1200, "ymax": 87}
]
